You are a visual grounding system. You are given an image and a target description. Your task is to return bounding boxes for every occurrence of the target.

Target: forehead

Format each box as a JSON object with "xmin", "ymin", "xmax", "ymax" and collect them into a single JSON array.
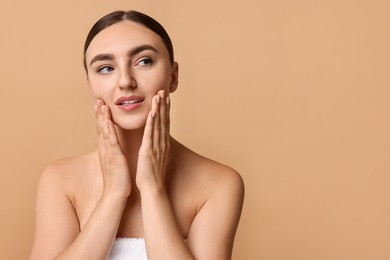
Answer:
[{"xmin": 85, "ymin": 20, "xmax": 166, "ymax": 61}]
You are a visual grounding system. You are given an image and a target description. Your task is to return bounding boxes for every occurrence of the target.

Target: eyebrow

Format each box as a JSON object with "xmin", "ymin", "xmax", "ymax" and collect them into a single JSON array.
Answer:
[{"xmin": 89, "ymin": 44, "xmax": 159, "ymax": 67}]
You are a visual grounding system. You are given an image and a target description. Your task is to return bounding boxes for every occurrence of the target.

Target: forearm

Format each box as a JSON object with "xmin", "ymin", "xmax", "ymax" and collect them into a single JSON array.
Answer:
[
  {"xmin": 141, "ymin": 187, "xmax": 195, "ymax": 260},
  {"xmin": 54, "ymin": 194, "xmax": 127, "ymax": 260}
]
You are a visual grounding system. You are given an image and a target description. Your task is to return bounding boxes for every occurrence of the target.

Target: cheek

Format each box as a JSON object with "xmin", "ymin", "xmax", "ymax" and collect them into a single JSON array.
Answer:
[
  {"xmin": 142, "ymin": 69, "xmax": 172, "ymax": 93},
  {"xmin": 88, "ymin": 77, "xmax": 112, "ymax": 101}
]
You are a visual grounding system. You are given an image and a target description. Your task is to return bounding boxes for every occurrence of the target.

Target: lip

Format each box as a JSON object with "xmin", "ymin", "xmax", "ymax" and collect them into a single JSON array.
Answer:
[{"xmin": 115, "ymin": 95, "xmax": 145, "ymax": 111}]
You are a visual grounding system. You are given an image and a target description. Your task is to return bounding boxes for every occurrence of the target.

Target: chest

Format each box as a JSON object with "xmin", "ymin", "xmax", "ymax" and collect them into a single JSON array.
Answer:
[{"xmin": 74, "ymin": 181, "xmax": 197, "ymax": 239}]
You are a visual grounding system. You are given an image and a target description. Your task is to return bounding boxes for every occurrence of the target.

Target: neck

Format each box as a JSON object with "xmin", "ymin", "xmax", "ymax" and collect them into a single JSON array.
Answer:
[
  {"xmin": 113, "ymin": 125, "xmax": 178, "ymax": 194},
  {"xmin": 115, "ymin": 125, "xmax": 144, "ymax": 171}
]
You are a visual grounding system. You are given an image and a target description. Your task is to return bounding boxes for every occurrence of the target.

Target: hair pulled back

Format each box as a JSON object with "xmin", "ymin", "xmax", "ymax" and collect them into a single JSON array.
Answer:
[{"xmin": 83, "ymin": 10, "xmax": 174, "ymax": 71}]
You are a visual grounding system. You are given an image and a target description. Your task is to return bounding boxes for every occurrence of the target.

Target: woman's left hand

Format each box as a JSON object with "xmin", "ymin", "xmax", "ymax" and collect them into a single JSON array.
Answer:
[{"xmin": 136, "ymin": 90, "xmax": 171, "ymax": 192}]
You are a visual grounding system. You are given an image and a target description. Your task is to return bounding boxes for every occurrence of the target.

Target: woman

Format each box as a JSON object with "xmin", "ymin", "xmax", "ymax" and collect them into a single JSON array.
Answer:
[{"xmin": 30, "ymin": 10, "xmax": 244, "ymax": 260}]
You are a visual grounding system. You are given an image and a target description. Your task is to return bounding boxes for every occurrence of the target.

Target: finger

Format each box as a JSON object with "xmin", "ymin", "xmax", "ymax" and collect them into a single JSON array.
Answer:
[
  {"xmin": 95, "ymin": 100, "xmax": 105, "ymax": 150},
  {"xmin": 103, "ymin": 103, "xmax": 112, "ymax": 122},
  {"xmin": 159, "ymin": 91, "xmax": 167, "ymax": 146},
  {"xmin": 153, "ymin": 94, "xmax": 161, "ymax": 151},
  {"xmin": 141, "ymin": 110, "xmax": 154, "ymax": 152},
  {"xmin": 101, "ymin": 120, "xmax": 121, "ymax": 159},
  {"xmin": 165, "ymin": 95, "xmax": 171, "ymax": 145},
  {"xmin": 141, "ymin": 94, "xmax": 158, "ymax": 151},
  {"xmin": 106, "ymin": 120, "xmax": 121, "ymax": 150},
  {"xmin": 95, "ymin": 99, "xmax": 103, "ymax": 133},
  {"xmin": 102, "ymin": 112, "xmax": 110, "ymax": 141},
  {"xmin": 96, "ymin": 101, "xmax": 107, "ymax": 133},
  {"xmin": 101, "ymin": 104, "xmax": 121, "ymax": 151}
]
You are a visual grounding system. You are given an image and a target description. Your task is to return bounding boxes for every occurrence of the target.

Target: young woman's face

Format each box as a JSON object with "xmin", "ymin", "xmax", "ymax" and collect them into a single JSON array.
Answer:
[{"xmin": 85, "ymin": 21, "xmax": 178, "ymax": 130}]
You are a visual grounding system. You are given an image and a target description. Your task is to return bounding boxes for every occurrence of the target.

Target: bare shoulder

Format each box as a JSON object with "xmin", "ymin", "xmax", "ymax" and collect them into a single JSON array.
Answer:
[
  {"xmin": 170, "ymin": 139, "xmax": 245, "ymax": 200},
  {"xmin": 43, "ymin": 151, "xmax": 97, "ymax": 174},
  {"xmin": 171, "ymin": 140, "xmax": 244, "ymax": 258},
  {"xmin": 39, "ymin": 151, "xmax": 99, "ymax": 199},
  {"xmin": 41, "ymin": 152, "xmax": 97, "ymax": 179},
  {"xmin": 31, "ymin": 152, "xmax": 99, "ymax": 260}
]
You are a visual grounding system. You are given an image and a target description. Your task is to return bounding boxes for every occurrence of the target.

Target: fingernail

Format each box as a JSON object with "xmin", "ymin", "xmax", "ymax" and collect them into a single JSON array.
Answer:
[
  {"xmin": 166, "ymin": 96, "xmax": 170, "ymax": 104},
  {"xmin": 156, "ymin": 95, "xmax": 160, "ymax": 104}
]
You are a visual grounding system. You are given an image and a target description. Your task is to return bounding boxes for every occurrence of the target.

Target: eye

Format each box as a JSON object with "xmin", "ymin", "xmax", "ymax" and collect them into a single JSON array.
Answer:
[
  {"xmin": 137, "ymin": 58, "xmax": 153, "ymax": 67},
  {"xmin": 98, "ymin": 66, "xmax": 114, "ymax": 74}
]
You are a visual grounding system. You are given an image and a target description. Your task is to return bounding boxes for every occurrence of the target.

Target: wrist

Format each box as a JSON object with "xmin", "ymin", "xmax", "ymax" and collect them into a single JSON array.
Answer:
[
  {"xmin": 101, "ymin": 190, "xmax": 130, "ymax": 203},
  {"xmin": 138, "ymin": 181, "xmax": 167, "ymax": 198}
]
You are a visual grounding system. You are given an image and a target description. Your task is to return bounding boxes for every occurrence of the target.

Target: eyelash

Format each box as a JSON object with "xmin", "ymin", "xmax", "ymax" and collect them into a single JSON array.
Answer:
[
  {"xmin": 96, "ymin": 57, "xmax": 153, "ymax": 74},
  {"xmin": 97, "ymin": 66, "xmax": 114, "ymax": 74},
  {"xmin": 137, "ymin": 57, "xmax": 153, "ymax": 67}
]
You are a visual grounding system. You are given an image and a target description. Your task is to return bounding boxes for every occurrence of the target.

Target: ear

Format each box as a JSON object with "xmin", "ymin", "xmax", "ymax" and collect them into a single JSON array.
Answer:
[{"xmin": 169, "ymin": 62, "xmax": 179, "ymax": 93}]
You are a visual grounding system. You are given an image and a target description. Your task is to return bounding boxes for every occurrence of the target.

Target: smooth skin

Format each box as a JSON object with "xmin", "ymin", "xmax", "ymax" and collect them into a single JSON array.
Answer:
[{"xmin": 30, "ymin": 21, "xmax": 244, "ymax": 260}]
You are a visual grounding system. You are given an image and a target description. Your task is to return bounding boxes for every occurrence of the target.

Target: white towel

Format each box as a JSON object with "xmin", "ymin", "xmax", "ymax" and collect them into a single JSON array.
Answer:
[{"xmin": 108, "ymin": 238, "xmax": 147, "ymax": 260}]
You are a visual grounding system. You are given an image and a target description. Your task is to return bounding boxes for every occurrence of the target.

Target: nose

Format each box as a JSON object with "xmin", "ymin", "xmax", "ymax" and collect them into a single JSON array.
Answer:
[{"xmin": 118, "ymin": 68, "xmax": 136, "ymax": 90}]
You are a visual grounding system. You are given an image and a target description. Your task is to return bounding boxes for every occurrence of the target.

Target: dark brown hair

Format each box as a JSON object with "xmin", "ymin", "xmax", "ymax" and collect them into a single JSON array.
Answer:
[{"xmin": 83, "ymin": 10, "xmax": 174, "ymax": 71}]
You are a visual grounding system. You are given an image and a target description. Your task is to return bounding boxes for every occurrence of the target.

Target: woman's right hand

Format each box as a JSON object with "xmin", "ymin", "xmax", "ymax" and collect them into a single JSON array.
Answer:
[{"xmin": 95, "ymin": 99, "xmax": 132, "ymax": 198}]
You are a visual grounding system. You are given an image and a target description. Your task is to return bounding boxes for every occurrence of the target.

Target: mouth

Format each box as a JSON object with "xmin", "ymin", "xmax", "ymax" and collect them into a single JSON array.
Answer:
[
  {"xmin": 115, "ymin": 96, "xmax": 145, "ymax": 106},
  {"xmin": 115, "ymin": 96, "xmax": 145, "ymax": 111},
  {"xmin": 119, "ymin": 99, "xmax": 143, "ymax": 105}
]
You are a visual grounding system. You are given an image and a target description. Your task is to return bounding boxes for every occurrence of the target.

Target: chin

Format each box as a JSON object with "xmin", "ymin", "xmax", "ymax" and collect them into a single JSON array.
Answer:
[{"xmin": 112, "ymin": 116, "xmax": 147, "ymax": 131}]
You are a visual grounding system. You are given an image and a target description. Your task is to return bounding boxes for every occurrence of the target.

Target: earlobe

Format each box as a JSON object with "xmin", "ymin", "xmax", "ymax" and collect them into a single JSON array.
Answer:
[{"xmin": 169, "ymin": 62, "xmax": 179, "ymax": 93}]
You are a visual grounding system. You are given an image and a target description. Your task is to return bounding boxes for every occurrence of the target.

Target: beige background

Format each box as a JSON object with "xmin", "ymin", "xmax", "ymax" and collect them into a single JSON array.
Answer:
[{"xmin": 1, "ymin": 0, "xmax": 389, "ymax": 259}]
